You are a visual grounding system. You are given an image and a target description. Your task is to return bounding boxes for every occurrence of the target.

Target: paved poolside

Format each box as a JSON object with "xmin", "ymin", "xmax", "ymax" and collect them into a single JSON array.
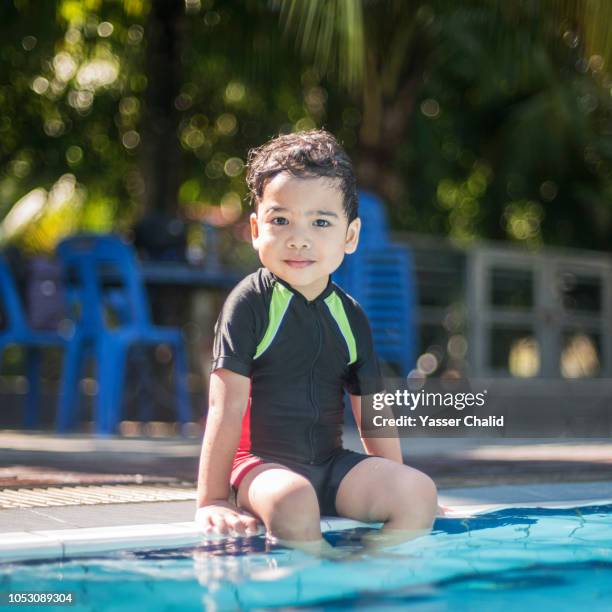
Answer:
[
  {"xmin": 1, "ymin": 480, "xmax": 610, "ymax": 564},
  {"xmin": 1, "ymin": 429, "xmax": 610, "ymax": 489},
  {"xmin": 0, "ymin": 429, "xmax": 610, "ymax": 562}
]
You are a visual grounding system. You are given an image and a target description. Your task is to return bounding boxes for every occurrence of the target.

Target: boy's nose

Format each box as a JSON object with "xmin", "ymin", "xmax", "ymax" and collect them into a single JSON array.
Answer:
[{"xmin": 286, "ymin": 233, "xmax": 311, "ymax": 250}]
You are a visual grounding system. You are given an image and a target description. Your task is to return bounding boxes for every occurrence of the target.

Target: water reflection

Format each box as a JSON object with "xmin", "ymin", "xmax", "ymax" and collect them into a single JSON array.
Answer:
[{"xmin": 3, "ymin": 506, "xmax": 611, "ymax": 611}]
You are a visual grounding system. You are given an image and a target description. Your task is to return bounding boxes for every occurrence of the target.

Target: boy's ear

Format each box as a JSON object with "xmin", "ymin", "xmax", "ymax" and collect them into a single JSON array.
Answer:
[
  {"xmin": 250, "ymin": 212, "xmax": 260, "ymax": 249},
  {"xmin": 344, "ymin": 217, "xmax": 361, "ymax": 254}
]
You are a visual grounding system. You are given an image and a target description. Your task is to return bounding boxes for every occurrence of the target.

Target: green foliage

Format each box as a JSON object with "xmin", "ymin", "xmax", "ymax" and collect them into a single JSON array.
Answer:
[
  {"xmin": 402, "ymin": 3, "xmax": 612, "ymax": 249},
  {"xmin": 0, "ymin": 0, "xmax": 148, "ymax": 253},
  {"xmin": 0, "ymin": 0, "xmax": 611, "ymax": 256}
]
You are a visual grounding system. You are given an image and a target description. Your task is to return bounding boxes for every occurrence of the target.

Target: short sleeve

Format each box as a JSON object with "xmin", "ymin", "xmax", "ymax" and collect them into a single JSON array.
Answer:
[
  {"xmin": 210, "ymin": 287, "xmax": 259, "ymax": 377},
  {"xmin": 344, "ymin": 303, "xmax": 385, "ymax": 396}
]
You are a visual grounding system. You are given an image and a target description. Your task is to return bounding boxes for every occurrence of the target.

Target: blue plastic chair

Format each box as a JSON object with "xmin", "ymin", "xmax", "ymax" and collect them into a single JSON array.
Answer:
[
  {"xmin": 55, "ymin": 234, "xmax": 191, "ymax": 435},
  {"xmin": 353, "ymin": 191, "xmax": 390, "ymax": 248},
  {"xmin": 333, "ymin": 192, "xmax": 417, "ymax": 375},
  {"xmin": 0, "ymin": 254, "xmax": 66, "ymax": 427}
]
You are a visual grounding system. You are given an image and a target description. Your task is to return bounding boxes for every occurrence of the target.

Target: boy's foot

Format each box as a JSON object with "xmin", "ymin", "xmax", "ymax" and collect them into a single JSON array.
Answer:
[
  {"xmin": 354, "ymin": 526, "xmax": 431, "ymax": 557},
  {"xmin": 267, "ymin": 533, "xmax": 348, "ymax": 560}
]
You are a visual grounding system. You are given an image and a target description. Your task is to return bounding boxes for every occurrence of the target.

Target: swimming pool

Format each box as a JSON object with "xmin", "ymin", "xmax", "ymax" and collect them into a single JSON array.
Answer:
[{"xmin": 1, "ymin": 504, "xmax": 610, "ymax": 611}]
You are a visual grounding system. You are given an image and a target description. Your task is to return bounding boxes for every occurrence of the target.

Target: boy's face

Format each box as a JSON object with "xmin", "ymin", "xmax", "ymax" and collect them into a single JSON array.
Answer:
[{"xmin": 250, "ymin": 173, "xmax": 360, "ymax": 300}]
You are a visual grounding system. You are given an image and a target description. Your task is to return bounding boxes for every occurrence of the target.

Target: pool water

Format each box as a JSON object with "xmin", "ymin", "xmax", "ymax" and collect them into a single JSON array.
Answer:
[{"xmin": 1, "ymin": 505, "xmax": 611, "ymax": 611}]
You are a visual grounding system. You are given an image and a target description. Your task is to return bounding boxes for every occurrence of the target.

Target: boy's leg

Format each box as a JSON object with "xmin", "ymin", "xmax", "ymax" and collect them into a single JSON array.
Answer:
[
  {"xmin": 334, "ymin": 456, "xmax": 438, "ymax": 550},
  {"xmin": 235, "ymin": 462, "xmax": 343, "ymax": 558}
]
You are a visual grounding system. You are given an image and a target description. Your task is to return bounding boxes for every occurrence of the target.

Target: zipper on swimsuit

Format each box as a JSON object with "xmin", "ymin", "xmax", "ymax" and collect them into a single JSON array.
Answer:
[{"xmin": 308, "ymin": 303, "xmax": 323, "ymax": 464}]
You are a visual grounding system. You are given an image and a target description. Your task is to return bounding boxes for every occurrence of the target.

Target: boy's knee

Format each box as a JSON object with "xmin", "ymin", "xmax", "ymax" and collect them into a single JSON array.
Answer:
[
  {"xmin": 267, "ymin": 479, "xmax": 321, "ymax": 541},
  {"xmin": 393, "ymin": 471, "xmax": 438, "ymax": 529}
]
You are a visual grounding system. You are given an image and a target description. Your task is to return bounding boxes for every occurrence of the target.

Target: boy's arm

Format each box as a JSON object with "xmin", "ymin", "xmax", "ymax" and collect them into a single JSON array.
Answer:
[
  {"xmin": 349, "ymin": 393, "xmax": 403, "ymax": 464},
  {"xmin": 196, "ymin": 368, "xmax": 250, "ymax": 507}
]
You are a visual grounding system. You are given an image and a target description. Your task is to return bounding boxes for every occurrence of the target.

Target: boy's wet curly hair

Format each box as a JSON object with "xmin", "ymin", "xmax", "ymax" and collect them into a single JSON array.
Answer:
[{"xmin": 245, "ymin": 129, "xmax": 358, "ymax": 222}]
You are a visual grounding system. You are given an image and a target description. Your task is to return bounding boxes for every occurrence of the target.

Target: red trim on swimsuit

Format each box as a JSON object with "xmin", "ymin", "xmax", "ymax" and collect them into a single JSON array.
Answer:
[
  {"xmin": 236, "ymin": 393, "xmax": 252, "ymax": 455},
  {"xmin": 230, "ymin": 453, "xmax": 264, "ymax": 489},
  {"xmin": 230, "ymin": 388, "xmax": 265, "ymax": 489}
]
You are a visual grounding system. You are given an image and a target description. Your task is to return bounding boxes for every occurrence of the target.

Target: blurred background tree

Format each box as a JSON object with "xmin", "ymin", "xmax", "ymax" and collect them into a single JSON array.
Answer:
[
  {"xmin": 281, "ymin": 0, "xmax": 612, "ymax": 250},
  {"xmin": 0, "ymin": 0, "xmax": 611, "ymax": 256},
  {"xmin": 0, "ymin": 0, "xmax": 149, "ymax": 253}
]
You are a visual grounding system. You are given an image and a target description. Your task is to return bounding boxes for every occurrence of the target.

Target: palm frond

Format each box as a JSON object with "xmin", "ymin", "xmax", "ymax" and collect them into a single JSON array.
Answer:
[{"xmin": 275, "ymin": 0, "xmax": 365, "ymax": 92}]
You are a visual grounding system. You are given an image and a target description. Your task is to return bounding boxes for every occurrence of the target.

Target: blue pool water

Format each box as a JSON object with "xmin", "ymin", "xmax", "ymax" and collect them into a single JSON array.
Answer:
[{"xmin": 1, "ymin": 504, "xmax": 611, "ymax": 611}]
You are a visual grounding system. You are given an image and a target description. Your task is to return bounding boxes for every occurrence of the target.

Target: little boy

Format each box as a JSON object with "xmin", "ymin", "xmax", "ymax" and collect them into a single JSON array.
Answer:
[{"xmin": 195, "ymin": 130, "xmax": 437, "ymax": 555}]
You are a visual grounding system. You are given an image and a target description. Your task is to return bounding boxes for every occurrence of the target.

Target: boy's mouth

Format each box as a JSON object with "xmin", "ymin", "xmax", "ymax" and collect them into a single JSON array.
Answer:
[{"xmin": 284, "ymin": 259, "xmax": 315, "ymax": 268}]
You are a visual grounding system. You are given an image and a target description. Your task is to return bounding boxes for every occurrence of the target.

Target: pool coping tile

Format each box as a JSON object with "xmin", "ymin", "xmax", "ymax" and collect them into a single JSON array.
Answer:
[
  {"xmin": 0, "ymin": 532, "xmax": 64, "ymax": 563},
  {"xmin": 34, "ymin": 523, "xmax": 204, "ymax": 557},
  {"xmin": 1, "ymin": 487, "xmax": 611, "ymax": 564}
]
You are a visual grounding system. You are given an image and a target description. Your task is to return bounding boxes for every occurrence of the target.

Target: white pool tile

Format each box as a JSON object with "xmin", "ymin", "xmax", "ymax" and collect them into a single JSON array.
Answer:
[
  {"xmin": 34, "ymin": 523, "xmax": 203, "ymax": 557},
  {"xmin": 436, "ymin": 504, "xmax": 503, "ymax": 517},
  {"xmin": 0, "ymin": 531, "xmax": 63, "ymax": 562},
  {"xmin": 170, "ymin": 521, "xmax": 199, "ymax": 529},
  {"xmin": 321, "ymin": 518, "xmax": 381, "ymax": 532},
  {"xmin": 1, "ymin": 491, "xmax": 610, "ymax": 564}
]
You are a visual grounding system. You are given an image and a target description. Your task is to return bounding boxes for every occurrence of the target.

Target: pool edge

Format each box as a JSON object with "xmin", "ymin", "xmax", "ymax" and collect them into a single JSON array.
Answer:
[{"xmin": 1, "ymin": 497, "xmax": 611, "ymax": 564}]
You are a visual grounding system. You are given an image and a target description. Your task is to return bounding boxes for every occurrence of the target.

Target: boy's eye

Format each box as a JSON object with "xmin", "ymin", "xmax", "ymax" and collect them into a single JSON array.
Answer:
[
  {"xmin": 271, "ymin": 217, "xmax": 288, "ymax": 225},
  {"xmin": 313, "ymin": 219, "xmax": 331, "ymax": 227}
]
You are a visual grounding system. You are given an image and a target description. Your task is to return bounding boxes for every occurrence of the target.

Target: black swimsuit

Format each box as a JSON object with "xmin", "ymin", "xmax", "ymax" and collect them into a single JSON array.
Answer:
[{"xmin": 211, "ymin": 267, "xmax": 384, "ymax": 515}]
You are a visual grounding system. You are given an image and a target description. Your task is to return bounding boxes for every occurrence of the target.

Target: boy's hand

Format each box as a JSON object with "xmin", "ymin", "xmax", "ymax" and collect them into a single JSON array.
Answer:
[
  {"xmin": 195, "ymin": 501, "xmax": 262, "ymax": 537},
  {"xmin": 436, "ymin": 503, "xmax": 451, "ymax": 517}
]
